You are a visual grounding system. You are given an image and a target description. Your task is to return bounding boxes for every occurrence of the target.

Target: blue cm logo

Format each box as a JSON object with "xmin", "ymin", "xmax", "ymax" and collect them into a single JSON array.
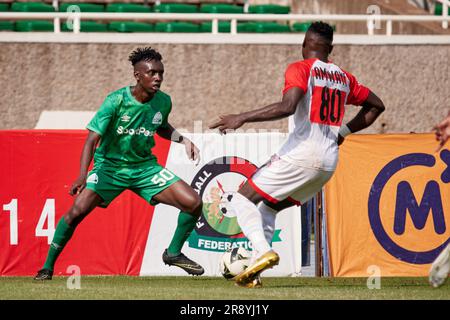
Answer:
[{"xmin": 368, "ymin": 150, "xmax": 450, "ymax": 264}]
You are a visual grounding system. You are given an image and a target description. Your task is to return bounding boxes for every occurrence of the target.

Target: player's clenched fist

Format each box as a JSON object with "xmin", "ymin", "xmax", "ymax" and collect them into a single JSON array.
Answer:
[{"xmin": 69, "ymin": 176, "xmax": 86, "ymax": 196}]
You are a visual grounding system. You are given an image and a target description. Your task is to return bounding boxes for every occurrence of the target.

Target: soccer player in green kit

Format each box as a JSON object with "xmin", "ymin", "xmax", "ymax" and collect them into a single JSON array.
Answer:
[{"xmin": 34, "ymin": 47, "xmax": 204, "ymax": 280}]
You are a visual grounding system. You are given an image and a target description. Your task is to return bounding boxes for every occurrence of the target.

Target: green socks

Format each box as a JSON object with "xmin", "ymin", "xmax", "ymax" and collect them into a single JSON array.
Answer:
[
  {"xmin": 42, "ymin": 217, "xmax": 75, "ymax": 271},
  {"xmin": 167, "ymin": 211, "xmax": 198, "ymax": 257},
  {"xmin": 42, "ymin": 212, "xmax": 197, "ymax": 269}
]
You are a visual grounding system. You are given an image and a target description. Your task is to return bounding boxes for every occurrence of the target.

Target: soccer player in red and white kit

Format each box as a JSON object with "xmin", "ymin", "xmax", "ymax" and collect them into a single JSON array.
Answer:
[{"xmin": 210, "ymin": 22, "xmax": 385, "ymax": 288}]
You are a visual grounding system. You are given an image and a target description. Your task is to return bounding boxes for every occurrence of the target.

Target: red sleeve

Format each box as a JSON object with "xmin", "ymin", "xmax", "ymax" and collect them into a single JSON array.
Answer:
[
  {"xmin": 344, "ymin": 71, "xmax": 370, "ymax": 106},
  {"xmin": 282, "ymin": 61, "xmax": 311, "ymax": 95}
]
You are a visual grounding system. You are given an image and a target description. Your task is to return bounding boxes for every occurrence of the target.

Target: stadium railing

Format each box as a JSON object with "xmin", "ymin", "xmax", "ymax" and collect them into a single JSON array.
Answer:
[
  {"xmin": 436, "ymin": 0, "xmax": 450, "ymax": 29},
  {"xmin": 0, "ymin": 11, "xmax": 449, "ymax": 35}
]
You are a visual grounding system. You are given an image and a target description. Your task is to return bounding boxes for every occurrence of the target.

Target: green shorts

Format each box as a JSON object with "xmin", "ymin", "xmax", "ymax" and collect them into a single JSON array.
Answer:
[{"xmin": 85, "ymin": 164, "xmax": 181, "ymax": 208}]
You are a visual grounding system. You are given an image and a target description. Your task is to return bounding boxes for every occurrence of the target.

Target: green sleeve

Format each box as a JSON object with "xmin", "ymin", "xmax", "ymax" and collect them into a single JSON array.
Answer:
[
  {"xmin": 159, "ymin": 96, "xmax": 172, "ymax": 130},
  {"xmin": 86, "ymin": 94, "xmax": 118, "ymax": 136}
]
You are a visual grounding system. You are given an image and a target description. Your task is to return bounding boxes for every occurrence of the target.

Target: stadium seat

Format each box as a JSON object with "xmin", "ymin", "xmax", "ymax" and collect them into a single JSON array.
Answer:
[
  {"xmin": 200, "ymin": 21, "xmax": 231, "ymax": 33},
  {"xmin": 0, "ymin": 21, "xmax": 14, "ymax": 31},
  {"xmin": 202, "ymin": 21, "xmax": 293, "ymax": 34},
  {"xmin": 0, "ymin": 3, "xmax": 9, "ymax": 11},
  {"xmin": 59, "ymin": 3, "xmax": 105, "ymax": 13},
  {"xmin": 0, "ymin": 3, "xmax": 11, "ymax": 31},
  {"xmin": 11, "ymin": 2, "xmax": 55, "ymax": 12},
  {"xmin": 155, "ymin": 21, "xmax": 200, "ymax": 32},
  {"xmin": 200, "ymin": 4, "xmax": 243, "ymax": 14},
  {"xmin": 106, "ymin": 3, "xmax": 152, "ymax": 13},
  {"xmin": 15, "ymin": 20, "xmax": 54, "ymax": 32},
  {"xmin": 239, "ymin": 21, "xmax": 291, "ymax": 33},
  {"xmin": 291, "ymin": 22, "xmax": 312, "ymax": 32},
  {"xmin": 248, "ymin": 4, "xmax": 290, "ymax": 14},
  {"xmin": 109, "ymin": 21, "xmax": 154, "ymax": 32},
  {"xmin": 59, "ymin": 3, "xmax": 108, "ymax": 33},
  {"xmin": 154, "ymin": 3, "xmax": 198, "ymax": 13},
  {"xmin": 434, "ymin": 3, "xmax": 450, "ymax": 15},
  {"xmin": 61, "ymin": 21, "xmax": 108, "ymax": 32}
]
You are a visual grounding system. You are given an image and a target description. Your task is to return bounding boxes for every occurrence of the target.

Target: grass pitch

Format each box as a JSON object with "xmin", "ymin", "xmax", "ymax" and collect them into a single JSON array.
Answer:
[{"xmin": 0, "ymin": 276, "xmax": 448, "ymax": 300}]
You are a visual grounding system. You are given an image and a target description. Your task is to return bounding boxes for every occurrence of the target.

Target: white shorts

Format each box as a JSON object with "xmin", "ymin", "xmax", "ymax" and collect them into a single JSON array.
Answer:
[{"xmin": 248, "ymin": 155, "xmax": 334, "ymax": 206}]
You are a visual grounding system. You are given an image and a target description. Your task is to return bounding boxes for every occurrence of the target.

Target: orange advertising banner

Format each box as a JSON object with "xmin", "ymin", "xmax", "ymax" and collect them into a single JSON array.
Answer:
[{"xmin": 325, "ymin": 133, "xmax": 450, "ymax": 277}]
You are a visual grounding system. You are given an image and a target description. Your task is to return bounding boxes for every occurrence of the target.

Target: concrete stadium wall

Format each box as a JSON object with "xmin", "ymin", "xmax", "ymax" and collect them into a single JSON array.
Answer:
[{"xmin": 0, "ymin": 43, "xmax": 449, "ymax": 133}]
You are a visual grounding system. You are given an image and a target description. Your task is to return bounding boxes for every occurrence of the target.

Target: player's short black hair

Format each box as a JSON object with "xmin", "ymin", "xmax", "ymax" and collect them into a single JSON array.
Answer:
[
  {"xmin": 308, "ymin": 21, "xmax": 334, "ymax": 43},
  {"xmin": 128, "ymin": 47, "xmax": 162, "ymax": 66}
]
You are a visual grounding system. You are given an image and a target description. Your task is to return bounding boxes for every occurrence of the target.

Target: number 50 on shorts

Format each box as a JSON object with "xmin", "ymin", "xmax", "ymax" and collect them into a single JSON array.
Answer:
[{"xmin": 151, "ymin": 168, "xmax": 176, "ymax": 187}]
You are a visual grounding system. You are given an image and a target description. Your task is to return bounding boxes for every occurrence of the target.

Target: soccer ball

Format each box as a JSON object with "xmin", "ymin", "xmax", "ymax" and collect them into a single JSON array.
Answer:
[{"xmin": 219, "ymin": 247, "xmax": 252, "ymax": 279}]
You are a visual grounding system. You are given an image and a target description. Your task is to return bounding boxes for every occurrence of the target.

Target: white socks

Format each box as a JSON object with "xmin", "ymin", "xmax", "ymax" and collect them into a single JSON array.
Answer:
[
  {"xmin": 221, "ymin": 192, "xmax": 272, "ymax": 257},
  {"xmin": 258, "ymin": 201, "xmax": 277, "ymax": 244}
]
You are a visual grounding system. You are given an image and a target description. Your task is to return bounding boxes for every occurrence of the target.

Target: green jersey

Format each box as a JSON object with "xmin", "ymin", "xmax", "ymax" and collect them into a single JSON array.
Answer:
[{"xmin": 87, "ymin": 86, "xmax": 172, "ymax": 167}]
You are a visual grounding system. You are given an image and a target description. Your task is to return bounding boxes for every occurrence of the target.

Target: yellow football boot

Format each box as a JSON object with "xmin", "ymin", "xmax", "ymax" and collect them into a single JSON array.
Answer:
[
  {"xmin": 235, "ymin": 273, "xmax": 262, "ymax": 289},
  {"xmin": 233, "ymin": 250, "xmax": 279, "ymax": 287}
]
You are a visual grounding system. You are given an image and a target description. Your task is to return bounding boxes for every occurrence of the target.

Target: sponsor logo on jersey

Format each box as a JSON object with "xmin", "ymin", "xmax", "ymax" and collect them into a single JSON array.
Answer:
[
  {"xmin": 116, "ymin": 126, "xmax": 155, "ymax": 137},
  {"xmin": 87, "ymin": 173, "xmax": 99, "ymax": 184},
  {"xmin": 121, "ymin": 114, "xmax": 131, "ymax": 122},
  {"xmin": 152, "ymin": 112, "xmax": 163, "ymax": 125}
]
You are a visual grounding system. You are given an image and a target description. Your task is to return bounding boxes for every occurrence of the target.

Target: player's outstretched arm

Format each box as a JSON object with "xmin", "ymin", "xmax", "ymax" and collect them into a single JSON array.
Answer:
[
  {"xmin": 209, "ymin": 87, "xmax": 304, "ymax": 134},
  {"xmin": 70, "ymin": 130, "xmax": 101, "ymax": 196},
  {"xmin": 433, "ymin": 111, "xmax": 450, "ymax": 151},
  {"xmin": 339, "ymin": 91, "xmax": 385, "ymax": 143},
  {"xmin": 157, "ymin": 124, "xmax": 200, "ymax": 164}
]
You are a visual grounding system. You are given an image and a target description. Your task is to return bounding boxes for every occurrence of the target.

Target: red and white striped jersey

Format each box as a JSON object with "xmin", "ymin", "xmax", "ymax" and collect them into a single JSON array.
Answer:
[{"xmin": 277, "ymin": 58, "xmax": 370, "ymax": 171}]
